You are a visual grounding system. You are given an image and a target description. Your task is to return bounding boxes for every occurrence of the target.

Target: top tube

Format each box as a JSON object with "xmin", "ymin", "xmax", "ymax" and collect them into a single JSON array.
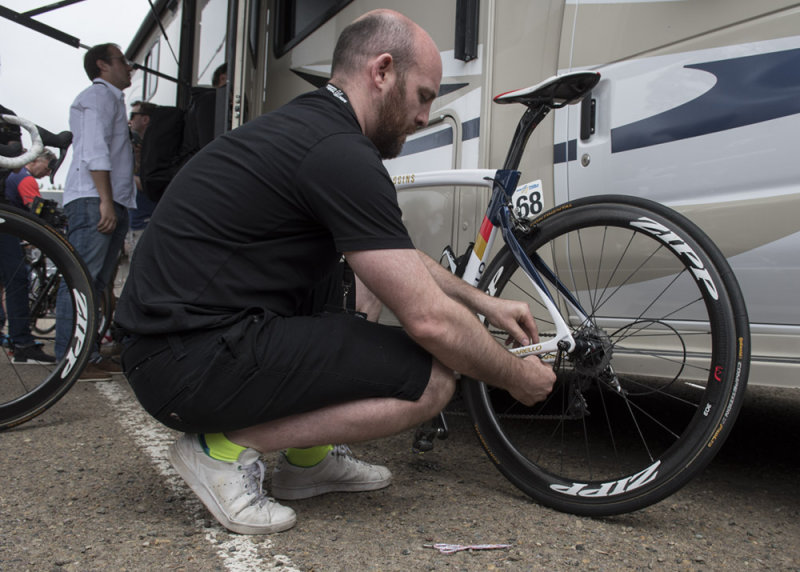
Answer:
[{"xmin": 394, "ymin": 169, "xmax": 499, "ymax": 191}]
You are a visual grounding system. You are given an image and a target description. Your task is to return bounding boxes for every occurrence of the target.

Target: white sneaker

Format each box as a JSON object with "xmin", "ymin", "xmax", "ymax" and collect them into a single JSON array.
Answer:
[
  {"xmin": 167, "ymin": 434, "xmax": 296, "ymax": 534},
  {"xmin": 271, "ymin": 445, "xmax": 392, "ymax": 500}
]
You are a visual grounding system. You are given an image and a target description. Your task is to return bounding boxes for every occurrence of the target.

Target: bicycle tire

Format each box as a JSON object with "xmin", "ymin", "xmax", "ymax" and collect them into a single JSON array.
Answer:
[
  {"xmin": 96, "ymin": 280, "xmax": 114, "ymax": 341},
  {"xmin": 30, "ymin": 258, "xmax": 113, "ymax": 339},
  {"xmin": 0, "ymin": 205, "xmax": 97, "ymax": 430},
  {"xmin": 463, "ymin": 195, "xmax": 749, "ymax": 516}
]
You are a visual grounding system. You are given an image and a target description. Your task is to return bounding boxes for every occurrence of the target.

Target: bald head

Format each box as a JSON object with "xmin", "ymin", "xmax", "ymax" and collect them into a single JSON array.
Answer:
[
  {"xmin": 331, "ymin": 10, "xmax": 432, "ymax": 84},
  {"xmin": 329, "ymin": 10, "xmax": 441, "ymax": 157}
]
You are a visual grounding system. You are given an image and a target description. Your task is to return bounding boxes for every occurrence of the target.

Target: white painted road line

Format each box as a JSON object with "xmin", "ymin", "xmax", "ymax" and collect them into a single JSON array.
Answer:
[{"xmin": 95, "ymin": 380, "xmax": 299, "ymax": 572}]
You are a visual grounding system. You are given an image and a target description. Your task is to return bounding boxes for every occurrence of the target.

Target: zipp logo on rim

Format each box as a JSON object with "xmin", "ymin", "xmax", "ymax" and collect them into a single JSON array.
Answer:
[
  {"xmin": 550, "ymin": 461, "xmax": 661, "ymax": 497},
  {"xmin": 630, "ymin": 217, "xmax": 719, "ymax": 300},
  {"xmin": 61, "ymin": 289, "xmax": 90, "ymax": 378}
]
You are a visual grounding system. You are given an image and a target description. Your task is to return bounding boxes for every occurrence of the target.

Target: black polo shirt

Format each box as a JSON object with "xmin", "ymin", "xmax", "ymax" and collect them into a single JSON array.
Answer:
[{"xmin": 116, "ymin": 85, "xmax": 413, "ymax": 335}]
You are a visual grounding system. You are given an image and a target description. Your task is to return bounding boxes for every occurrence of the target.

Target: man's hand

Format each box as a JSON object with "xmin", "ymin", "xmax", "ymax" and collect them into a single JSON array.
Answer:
[
  {"xmin": 478, "ymin": 297, "xmax": 556, "ymax": 406},
  {"xmin": 479, "ymin": 296, "xmax": 540, "ymax": 347},
  {"xmin": 508, "ymin": 356, "xmax": 557, "ymax": 406},
  {"xmin": 89, "ymin": 170, "xmax": 117, "ymax": 234},
  {"xmin": 97, "ymin": 198, "xmax": 117, "ymax": 234}
]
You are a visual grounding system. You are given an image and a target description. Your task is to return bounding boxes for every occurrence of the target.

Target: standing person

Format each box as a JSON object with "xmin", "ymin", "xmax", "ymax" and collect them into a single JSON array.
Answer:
[
  {"xmin": 211, "ymin": 63, "xmax": 227, "ymax": 87},
  {"xmin": 55, "ymin": 43, "xmax": 137, "ymax": 382},
  {"xmin": 4, "ymin": 149, "xmax": 56, "ymax": 208},
  {"xmin": 127, "ymin": 100, "xmax": 158, "ymax": 255},
  {"xmin": 0, "ymin": 148, "xmax": 57, "ymax": 364},
  {"xmin": 0, "ymin": 103, "xmax": 22, "ymax": 191},
  {"xmin": 116, "ymin": 10, "xmax": 555, "ymax": 535}
]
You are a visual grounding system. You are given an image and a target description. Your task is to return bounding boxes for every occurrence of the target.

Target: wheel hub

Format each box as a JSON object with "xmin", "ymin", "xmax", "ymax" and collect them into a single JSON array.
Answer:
[{"xmin": 571, "ymin": 325, "xmax": 613, "ymax": 376}]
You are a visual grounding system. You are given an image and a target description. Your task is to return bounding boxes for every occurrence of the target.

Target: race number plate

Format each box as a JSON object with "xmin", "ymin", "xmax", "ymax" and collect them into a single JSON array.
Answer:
[{"xmin": 512, "ymin": 180, "xmax": 544, "ymax": 219}]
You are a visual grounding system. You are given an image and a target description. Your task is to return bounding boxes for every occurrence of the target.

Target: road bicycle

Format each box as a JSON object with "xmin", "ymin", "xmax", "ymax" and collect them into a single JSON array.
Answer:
[
  {"xmin": 26, "ymin": 197, "xmax": 116, "ymax": 341},
  {"xmin": 25, "ymin": 197, "xmax": 68, "ymax": 336},
  {"xmin": 0, "ymin": 114, "xmax": 97, "ymax": 430},
  {"xmin": 396, "ymin": 71, "xmax": 750, "ymax": 516}
]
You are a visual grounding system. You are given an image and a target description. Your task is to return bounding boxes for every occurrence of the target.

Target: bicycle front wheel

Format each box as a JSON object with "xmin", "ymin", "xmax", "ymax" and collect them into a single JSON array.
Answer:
[
  {"xmin": 463, "ymin": 195, "xmax": 749, "ymax": 516},
  {"xmin": 0, "ymin": 205, "xmax": 97, "ymax": 430}
]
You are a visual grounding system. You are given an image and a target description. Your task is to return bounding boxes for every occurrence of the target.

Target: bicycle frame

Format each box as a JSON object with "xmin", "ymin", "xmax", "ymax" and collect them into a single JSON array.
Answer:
[
  {"xmin": 396, "ymin": 169, "xmax": 581, "ymax": 356},
  {"xmin": 393, "ymin": 73, "xmax": 608, "ymax": 359}
]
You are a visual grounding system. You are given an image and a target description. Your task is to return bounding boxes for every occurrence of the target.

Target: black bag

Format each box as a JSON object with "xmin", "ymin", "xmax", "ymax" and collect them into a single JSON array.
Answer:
[
  {"xmin": 182, "ymin": 86, "xmax": 218, "ymax": 154},
  {"xmin": 139, "ymin": 87, "xmax": 218, "ymax": 203},
  {"xmin": 0, "ymin": 104, "xmax": 21, "ymax": 198},
  {"xmin": 139, "ymin": 106, "xmax": 186, "ymax": 203}
]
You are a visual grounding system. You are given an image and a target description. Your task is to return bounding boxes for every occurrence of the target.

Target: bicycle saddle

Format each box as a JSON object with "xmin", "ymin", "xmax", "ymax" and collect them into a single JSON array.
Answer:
[{"xmin": 494, "ymin": 71, "xmax": 601, "ymax": 108}]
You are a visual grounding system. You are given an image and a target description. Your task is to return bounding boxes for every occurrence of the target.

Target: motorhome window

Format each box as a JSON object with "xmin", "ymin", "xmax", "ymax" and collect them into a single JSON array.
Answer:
[
  {"xmin": 249, "ymin": 0, "xmax": 261, "ymax": 63},
  {"xmin": 274, "ymin": 0, "xmax": 352, "ymax": 57},
  {"xmin": 143, "ymin": 40, "xmax": 160, "ymax": 101},
  {"xmin": 196, "ymin": 0, "xmax": 228, "ymax": 85}
]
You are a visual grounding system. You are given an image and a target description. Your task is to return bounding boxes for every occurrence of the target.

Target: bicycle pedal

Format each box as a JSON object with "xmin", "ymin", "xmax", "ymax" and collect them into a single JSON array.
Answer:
[
  {"xmin": 412, "ymin": 438, "xmax": 434, "ymax": 454},
  {"xmin": 412, "ymin": 423, "xmax": 444, "ymax": 453}
]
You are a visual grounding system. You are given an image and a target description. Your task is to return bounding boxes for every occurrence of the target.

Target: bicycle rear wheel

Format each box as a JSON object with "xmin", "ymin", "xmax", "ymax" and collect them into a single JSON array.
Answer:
[
  {"xmin": 463, "ymin": 195, "xmax": 749, "ymax": 516},
  {"xmin": 0, "ymin": 205, "xmax": 97, "ymax": 430}
]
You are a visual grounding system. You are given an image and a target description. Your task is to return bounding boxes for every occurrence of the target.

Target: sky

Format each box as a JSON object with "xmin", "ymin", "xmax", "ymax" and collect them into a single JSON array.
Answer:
[{"xmin": 0, "ymin": 0, "xmax": 152, "ymax": 187}]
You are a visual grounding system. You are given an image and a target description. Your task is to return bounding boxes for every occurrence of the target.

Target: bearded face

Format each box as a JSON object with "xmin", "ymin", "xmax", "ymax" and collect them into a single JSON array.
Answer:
[{"xmin": 371, "ymin": 75, "xmax": 413, "ymax": 159}]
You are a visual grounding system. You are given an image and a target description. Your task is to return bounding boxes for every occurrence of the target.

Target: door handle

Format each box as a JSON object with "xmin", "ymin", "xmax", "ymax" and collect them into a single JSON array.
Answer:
[{"xmin": 580, "ymin": 94, "xmax": 596, "ymax": 140}]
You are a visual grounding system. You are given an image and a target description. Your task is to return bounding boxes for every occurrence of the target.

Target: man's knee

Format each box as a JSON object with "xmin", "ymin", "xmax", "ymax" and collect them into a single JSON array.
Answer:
[{"xmin": 417, "ymin": 360, "xmax": 456, "ymax": 417}]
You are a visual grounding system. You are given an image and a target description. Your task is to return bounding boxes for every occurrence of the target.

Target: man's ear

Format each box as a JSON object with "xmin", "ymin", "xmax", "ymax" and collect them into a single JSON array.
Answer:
[
  {"xmin": 371, "ymin": 52, "xmax": 395, "ymax": 91},
  {"xmin": 96, "ymin": 58, "xmax": 111, "ymax": 75}
]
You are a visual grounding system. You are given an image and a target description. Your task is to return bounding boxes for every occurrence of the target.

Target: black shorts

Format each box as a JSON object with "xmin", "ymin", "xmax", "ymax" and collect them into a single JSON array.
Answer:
[{"xmin": 121, "ymin": 271, "xmax": 432, "ymax": 433}]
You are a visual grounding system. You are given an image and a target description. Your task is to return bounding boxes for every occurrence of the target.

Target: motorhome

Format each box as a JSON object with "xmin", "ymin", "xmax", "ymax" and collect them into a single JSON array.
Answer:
[{"xmin": 126, "ymin": 0, "xmax": 800, "ymax": 388}]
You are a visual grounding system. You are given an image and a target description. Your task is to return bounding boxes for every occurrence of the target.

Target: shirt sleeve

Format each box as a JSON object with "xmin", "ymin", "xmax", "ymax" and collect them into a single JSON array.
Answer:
[
  {"xmin": 299, "ymin": 133, "xmax": 414, "ymax": 253},
  {"xmin": 17, "ymin": 176, "xmax": 41, "ymax": 206},
  {"xmin": 78, "ymin": 84, "xmax": 116, "ymax": 172}
]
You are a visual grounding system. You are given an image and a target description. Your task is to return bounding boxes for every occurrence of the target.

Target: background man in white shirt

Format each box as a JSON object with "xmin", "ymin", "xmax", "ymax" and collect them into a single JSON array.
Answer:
[{"xmin": 55, "ymin": 43, "xmax": 137, "ymax": 381}]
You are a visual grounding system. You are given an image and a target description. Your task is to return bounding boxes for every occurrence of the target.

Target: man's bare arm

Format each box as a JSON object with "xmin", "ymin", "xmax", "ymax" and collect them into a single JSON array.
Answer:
[{"xmin": 345, "ymin": 248, "xmax": 555, "ymax": 405}]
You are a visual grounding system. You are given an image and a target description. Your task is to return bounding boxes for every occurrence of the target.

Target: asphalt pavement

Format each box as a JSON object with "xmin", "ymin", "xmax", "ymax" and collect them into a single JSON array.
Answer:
[{"xmin": 1, "ymin": 376, "xmax": 799, "ymax": 571}]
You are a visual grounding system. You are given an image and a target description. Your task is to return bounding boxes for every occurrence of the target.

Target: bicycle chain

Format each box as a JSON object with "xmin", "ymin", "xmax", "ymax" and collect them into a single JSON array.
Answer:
[{"xmin": 445, "ymin": 408, "xmax": 582, "ymax": 421}]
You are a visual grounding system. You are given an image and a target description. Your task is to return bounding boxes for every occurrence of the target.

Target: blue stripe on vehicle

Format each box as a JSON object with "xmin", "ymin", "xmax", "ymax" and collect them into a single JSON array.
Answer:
[
  {"xmin": 438, "ymin": 82, "xmax": 469, "ymax": 97},
  {"xmin": 462, "ymin": 117, "xmax": 480, "ymax": 141},
  {"xmin": 398, "ymin": 127, "xmax": 454, "ymax": 157},
  {"xmin": 554, "ymin": 139, "xmax": 577, "ymax": 164},
  {"xmin": 610, "ymin": 47, "xmax": 800, "ymax": 153},
  {"xmin": 396, "ymin": 117, "xmax": 481, "ymax": 158}
]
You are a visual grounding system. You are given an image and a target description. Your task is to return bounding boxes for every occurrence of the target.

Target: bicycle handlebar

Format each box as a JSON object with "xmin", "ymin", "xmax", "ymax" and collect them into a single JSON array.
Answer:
[
  {"xmin": 0, "ymin": 114, "xmax": 43, "ymax": 167},
  {"xmin": 0, "ymin": 114, "xmax": 72, "ymax": 183},
  {"xmin": 38, "ymin": 126, "xmax": 73, "ymax": 151}
]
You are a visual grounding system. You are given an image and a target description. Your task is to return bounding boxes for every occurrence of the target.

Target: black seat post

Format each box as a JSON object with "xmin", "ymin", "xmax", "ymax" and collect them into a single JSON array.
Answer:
[{"xmin": 501, "ymin": 104, "xmax": 551, "ymax": 171}]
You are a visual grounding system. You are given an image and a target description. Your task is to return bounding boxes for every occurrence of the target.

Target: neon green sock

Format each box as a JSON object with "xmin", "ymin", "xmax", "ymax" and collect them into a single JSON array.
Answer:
[
  {"xmin": 200, "ymin": 433, "xmax": 247, "ymax": 462},
  {"xmin": 285, "ymin": 445, "xmax": 333, "ymax": 467}
]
